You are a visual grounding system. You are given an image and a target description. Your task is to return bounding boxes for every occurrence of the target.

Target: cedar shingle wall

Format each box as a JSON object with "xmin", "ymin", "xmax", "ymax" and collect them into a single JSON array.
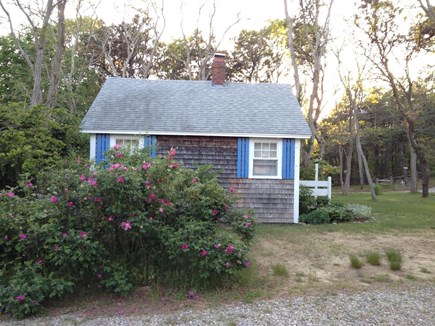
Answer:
[{"xmin": 156, "ymin": 136, "xmax": 294, "ymax": 223}]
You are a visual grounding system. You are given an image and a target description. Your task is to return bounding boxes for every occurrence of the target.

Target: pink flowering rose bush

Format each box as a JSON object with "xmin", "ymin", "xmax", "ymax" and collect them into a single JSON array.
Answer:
[{"xmin": 0, "ymin": 146, "xmax": 255, "ymax": 318}]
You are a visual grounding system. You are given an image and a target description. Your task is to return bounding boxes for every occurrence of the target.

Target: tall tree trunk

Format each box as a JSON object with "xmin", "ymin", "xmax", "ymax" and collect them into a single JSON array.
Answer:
[
  {"xmin": 46, "ymin": 0, "xmax": 67, "ymax": 109},
  {"xmin": 343, "ymin": 143, "xmax": 353, "ymax": 195},
  {"xmin": 409, "ymin": 142, "xmax": 418, "ymax": 193},
  {"xmin": 357, "ymin": 150, "xmax": 364, "ymax": 189},
  {"xmin": 355, "ymin": 111, "xmax": 377, "ymax": 201},
  {"xmin": 339, "ymin": 144, "xmax": 345, "ymax": 194}
]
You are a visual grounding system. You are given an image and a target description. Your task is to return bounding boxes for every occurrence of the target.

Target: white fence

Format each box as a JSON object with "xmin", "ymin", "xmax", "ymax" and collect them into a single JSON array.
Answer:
[{"xmin": 300, "ymin": 177, "xmax": 332, "ymax": 200}]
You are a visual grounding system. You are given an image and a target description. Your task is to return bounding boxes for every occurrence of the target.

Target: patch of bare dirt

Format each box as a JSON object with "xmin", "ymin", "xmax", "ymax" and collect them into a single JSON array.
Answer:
[{"xmin": 253, "ymin": 230, "xmax": 435, "ymax": 296}]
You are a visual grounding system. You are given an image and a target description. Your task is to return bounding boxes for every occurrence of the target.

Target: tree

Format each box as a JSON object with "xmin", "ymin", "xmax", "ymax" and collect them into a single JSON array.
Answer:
[
  {"xmin": 228, "ymin": 20, "xmax": 290, "ymax": 83},
  {"xmin": 0, "ymin": 103, "xmax": 87, "ymax": 188},
  {"xmin": 284, "ymin": 0, "xmax": 335, "ymax": 166},
  {"xmin": 356, "ymin": 1, "xmax": 431, "ymax": 197},
  {"xmin": 0, "ymin": 0, "xmax": 67, "ymax": 107},
  {"xmin": 156, "ymin": 0, "xmax": 239, "ymax": 81}
]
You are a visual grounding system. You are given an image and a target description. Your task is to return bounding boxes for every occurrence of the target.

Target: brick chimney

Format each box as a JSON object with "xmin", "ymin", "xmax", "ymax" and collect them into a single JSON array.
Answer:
[{"xmin": 212, "ymin": 53, "xmax": 226, "ymax": 85}]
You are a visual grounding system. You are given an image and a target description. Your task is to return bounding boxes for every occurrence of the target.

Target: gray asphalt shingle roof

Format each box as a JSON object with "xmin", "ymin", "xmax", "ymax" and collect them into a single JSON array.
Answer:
[{"xmin": 81, "ymin": 77, "xmax": 311, "ymax": 138}]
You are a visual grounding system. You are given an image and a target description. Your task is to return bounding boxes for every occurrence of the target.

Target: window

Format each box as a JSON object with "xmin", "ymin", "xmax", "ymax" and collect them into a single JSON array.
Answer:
[
  {"xmin": 249, "ymin": 139, "xmax": 282, "ymax": 178},
  {"xmin": 111, "ymin": 136, "xmax": 141, "ymax": 154},
  {"xmin": 115, "ymin": 138, "xmax": 139, "ymax": 148}
]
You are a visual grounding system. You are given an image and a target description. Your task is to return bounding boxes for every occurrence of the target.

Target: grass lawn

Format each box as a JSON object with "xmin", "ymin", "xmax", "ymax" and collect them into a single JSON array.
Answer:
[{"xmin": 43, "ymin": 191, "xmax": 435, "ymax": 318}]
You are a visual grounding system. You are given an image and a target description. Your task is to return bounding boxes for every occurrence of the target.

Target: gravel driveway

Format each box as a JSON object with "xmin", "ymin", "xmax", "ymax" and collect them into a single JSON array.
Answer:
[{"xmin": 4, "ymin": 284, "xmax": 434, "ymax": 325}]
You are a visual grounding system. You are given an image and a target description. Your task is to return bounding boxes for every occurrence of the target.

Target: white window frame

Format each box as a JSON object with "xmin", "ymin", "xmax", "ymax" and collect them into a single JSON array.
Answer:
[
  {"xmin": 110, "ymin": 135, "xmax": 144, "ymax": 151},
  {"xmin": 248, "ymin": 138, "xmax": 282, "ymax": 179}
]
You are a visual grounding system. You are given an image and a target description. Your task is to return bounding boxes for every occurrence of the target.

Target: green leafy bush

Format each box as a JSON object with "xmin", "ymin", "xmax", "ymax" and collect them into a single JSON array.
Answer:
[
  {"xmin": 299, "ymin": 208, "xmax": 331, "ymax": 224},
  {"xmin": 299, "ymin": 186, "xmax": 316, "ymax": 215},
  {"xmin": 345, "ymin": 204, "xmax": 372, "ymax": 221},
  {"xmin": 0, "ymin": 147, "xmax": 254, "ymax": 318}
]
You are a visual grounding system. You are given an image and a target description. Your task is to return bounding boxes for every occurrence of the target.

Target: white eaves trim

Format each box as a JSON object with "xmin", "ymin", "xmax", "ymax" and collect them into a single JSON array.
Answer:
[{"xmin": 81, "ymin": 130, "xmax": 311, "ymax": 139}]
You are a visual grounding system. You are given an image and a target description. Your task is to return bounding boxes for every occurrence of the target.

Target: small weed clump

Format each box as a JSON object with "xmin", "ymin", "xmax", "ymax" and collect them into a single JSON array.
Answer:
[
  {"xmin": 385, "ymin": 249, "xmax": 403, "ymax": 271},
  {"xmin": 366, "ymin": 251, "xmax": 381, "ymax": 266},
  {"xmin": 420, "ymin": 267, "xmax": 431, "ymax": 274},
  {"xmin": 349, "ymin": 255, "xmax": 363, "ymax": 269},
  {"xmin": 271, "ymin": 264, "xmax": 289, "ymax": 277}
]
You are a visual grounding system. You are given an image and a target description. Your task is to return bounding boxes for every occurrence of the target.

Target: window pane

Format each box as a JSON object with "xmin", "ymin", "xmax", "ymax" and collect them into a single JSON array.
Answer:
[
  {"xmin": 254, "ymin": 150, "xmax": 262, "ymax": 158},
  {"xmin": 254, "ymin": 143, "xmax": 262, "ymax": 150},
  {"xmin": 270, "ymin": 143, "xmax": 277, "ymax": 151},
  {"xmin": 253, "ymin": 159, "xmax": 277, "ymax": 176},
  {"xmin": 115, "ymin": 139, "xmax": 125, "ymax": 146},
  {"xmin": 270, "ymin": 150, "xmax": 277, "ymax": 158}
]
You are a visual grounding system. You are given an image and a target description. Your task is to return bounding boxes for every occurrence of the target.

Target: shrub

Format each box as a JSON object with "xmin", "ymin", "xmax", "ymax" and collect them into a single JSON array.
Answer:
[
  {"xmin": 346, "ymin": 204, "xmax": 372, "ymax": 221},
  {"xmin": 322, "ymin": 203, "xmax": 352, "ymax": 223},
  {"xmin": 300, "ymin": 208, "xmax": 331, "ymax": 224},
  {"xmin": 349, "ymin": 255, "xmax": 363, "ymax": 269},
  {"xmin": 271, "ymin": 264, "xmax": 289, "ymax": 277},
  {"xmin": 299, "ymin": 186, "xmax": 316, "ymax": 215},
  {"xmin": 385, "ymin": 249, "xmax": 402, "ymax": 271},
  {"xmin": 366, "ymin": 251, "xmax": 381, "ymax": 266},
  {"xmin": 0, "ymin": 147, "xmax": 255, "ymax": 318}
]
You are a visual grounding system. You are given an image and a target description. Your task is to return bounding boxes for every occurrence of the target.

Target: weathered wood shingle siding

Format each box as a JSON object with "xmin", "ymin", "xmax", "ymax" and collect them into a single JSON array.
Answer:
[{"xmin": 156, "ymin": 136, "xmax": 294, "ymax": 223}]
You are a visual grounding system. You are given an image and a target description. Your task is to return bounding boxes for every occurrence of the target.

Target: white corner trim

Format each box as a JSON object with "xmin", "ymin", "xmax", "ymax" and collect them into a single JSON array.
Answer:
[
  {"xmin": 89, "ymin": 134, "xmax": 96, "ymax": 161},
  {"xmin": 293, "ymin": 139, "xmax": 301, "ymax": 223}
]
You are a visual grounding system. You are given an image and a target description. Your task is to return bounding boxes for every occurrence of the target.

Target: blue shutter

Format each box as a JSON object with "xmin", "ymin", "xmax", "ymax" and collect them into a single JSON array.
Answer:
[
  {"xmin": 144, "ymin": 135, "xmax": 157, "ymax": 158},
  {"xmin": 96, "ymin": 134, "xmax": 110, "ymax": 164},
  {"xmin": 282, "ymin": 139, "xmax": 295, "ymax": 179},
  {"xmin": 237, "ymin": 138, "xmax": 250, "ymax": 178}
]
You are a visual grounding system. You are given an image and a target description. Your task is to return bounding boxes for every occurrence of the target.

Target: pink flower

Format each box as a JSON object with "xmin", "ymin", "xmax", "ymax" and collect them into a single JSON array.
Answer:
[
  {"xmin": 25, "ymin": 181, "xmax": 33, "ymax": 188},
  {"xmin": 107, "ymin": 216, "xmax": 114, "ymax": 221},
  {"xmin": 80, "ymin": 174, "xmax": 86, "ymax": 181},
  {"xmin": 181, "ymin": 243, "xmax": 189, "ymax": 250},
  {"xmin": 212, "ymin": 209, "xmax": 219, "ymax": 216},
  {"xmin": 16, "ymin": 294, "xmax": 25, "ymax": 302},
  {"xmin": 145, "ymin": 181, "xmax": 151, "ymax": 189},
  {"xmin": 142, "ymin": 162, "xmax": 151, "ymax": 170},
  {"xmin": 62, "ymin": 232, "xmax": 68, "ymax": 238},
  {"xmin": 200, "ymin": 249, "xmax": 208, "ymax": 257},
  {"xmin": 87, "ymin": 176, "xmax": 97, "ymax": 186},
  {"xmin": 225, "ymin": 261, "xmax": 231, "ymax": 269},
  {"xmin": 19, "ymin": 233, "xmax": 27, "ymax": 240},
  {"xmin": 116, "ymin": 152, "xmax": 123, "ymax": 158},
  {"xmin": 148, "ymin": 193, "xmax": 156, "ymax": 203},
  {"xmin": 229, "ymin": 186, "xmax": 235, "ymax": 193},
  {"xmin": 243, "ymin": 222, "xmax": 252, "ymax": 228},
  {"xmin": 244, "ymin": 260, "xmax": 251, "ymax": 268},
  {"xmin": 162, "ymin": 199, "xmax": 173, "ymax": 206},
  {"xmin": 80, "ymin": 231, "xmax": 88, "ymax": 239},
  {"xmin": 53, "ymin": 245, "xmax": 59, "ymax": 251},
  {"xmin": 114, "ymin": 144, "xmax": 121, "ymax": 150},
  {"xmin": 170, "ymin": 162, "xmax": 179, "ymax": 169},
  {"xmin": 225, "ymin": 245, "xmax": 234, "ymax": 255},
  {"xmin": 169, "ymin": 148, "xmax": 176, "ymax": 157},
  {"xmin": 35, "ymin": 258, "xmax": 42, "ymax": 265},
  {"xmin": 244, "ymin": 214, "xmax": 249, "ymax": 219},
  {"xmin": 67, "ymin": 201, "xmax": 74, "ymax": 207},
  {"xmin": 213, "ymin": 243, "xmax": 221, "ymax": 249},
  {"xmin": 7, "ymin": 191, "xmax": 15, "ymax": 197},
  {"xmin": 94, "ymin": 197, "xmax": 101, "ymax": 203},
  {"xmin": 50, "ymin": 196, "xmax": 58, "ymax": 203},
  {"xmin": 121, "ymin": 220, "xmax": 132, "ymax": 231},
  {"xmin": 191, "ymin": 178, "xmax": 198, "ymax": 184},
  {"xmin": 159, "ymin": 207, "xmax": 164, "ymax": 213},
  {"xmin": 112, "ymin": 163, "xmax": 121, "ymax": 170},
  {"xmin": 117, "ymin": 176, "xmax": 125, "ymax": 183}
]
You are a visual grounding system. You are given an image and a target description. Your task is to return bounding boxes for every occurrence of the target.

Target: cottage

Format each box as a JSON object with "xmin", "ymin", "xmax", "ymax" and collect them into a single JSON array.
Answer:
[{"xmin": 81, "ymin": 54, "xmax": 311, "ymax": 223}]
